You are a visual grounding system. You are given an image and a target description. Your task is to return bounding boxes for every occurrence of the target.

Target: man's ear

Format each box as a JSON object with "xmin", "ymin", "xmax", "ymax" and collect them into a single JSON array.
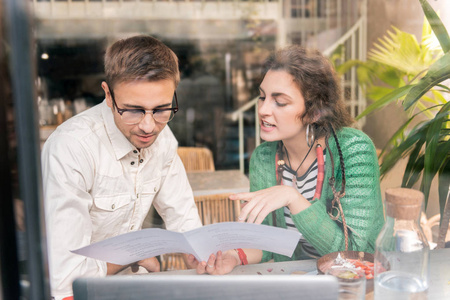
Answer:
[{"xmin": 101, "ymin": 81, "xmax": 113, "ymax": 108}]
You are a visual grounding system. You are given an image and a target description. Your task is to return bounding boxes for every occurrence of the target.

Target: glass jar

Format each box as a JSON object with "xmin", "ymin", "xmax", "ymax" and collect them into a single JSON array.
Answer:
[{"xmin": 374, "ymin": 188, "xmax": 430, "ymax": 300}]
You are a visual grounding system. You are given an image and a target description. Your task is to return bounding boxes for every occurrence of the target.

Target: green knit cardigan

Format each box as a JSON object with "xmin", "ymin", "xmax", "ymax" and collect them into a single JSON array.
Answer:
[{"xmin": 249, "ymin": 127, "xmax": 385, "ymax": 262}]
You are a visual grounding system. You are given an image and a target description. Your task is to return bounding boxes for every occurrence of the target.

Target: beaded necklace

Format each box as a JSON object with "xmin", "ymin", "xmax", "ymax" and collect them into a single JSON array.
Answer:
[{"xmin": 283, "ymin": 143, "xmax": 314, "ymax": 186}]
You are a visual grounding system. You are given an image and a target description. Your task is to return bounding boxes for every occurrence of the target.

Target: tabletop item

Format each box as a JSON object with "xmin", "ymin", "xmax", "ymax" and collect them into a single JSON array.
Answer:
[
  {"xmin": 317, "ymin": 250, "xmax": 374, "ymax": 293},
  {"xmin": 317, "ymin": 251, "xmax": 374, "ymax": 274},
  {"xmin": 72, "ymin": 222, "xmax": 301, "ymax": 264},
  {"xmin": 326, "ymin": 267, "xmax": 366, "ymax": 300},
  {"xmin": 374, "ymin": 188, "xmax": 429, "ymax": 300}
]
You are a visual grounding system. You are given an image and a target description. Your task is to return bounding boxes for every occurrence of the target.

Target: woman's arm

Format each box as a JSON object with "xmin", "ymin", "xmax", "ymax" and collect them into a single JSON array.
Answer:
[{"xmin": 195, "ymin": 249, "xmax": 263, "ymax": 275}]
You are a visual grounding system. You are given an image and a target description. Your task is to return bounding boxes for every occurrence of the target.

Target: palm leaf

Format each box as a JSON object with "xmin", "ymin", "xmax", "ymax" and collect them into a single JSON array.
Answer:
[
  {"xmin": 402, "ymin": 135, "xmax": 426, "ymax": 186},
  {"xmin": 404, "ymin": 154, "xmax": 425, "ymax": 189},
  {"xmin": 431, "ymin": 90, "xmax": 447, "ymax": 104},
  {"xmin": 335, "ymin": 59, "xmax": 363, "ymax": 74},
  {"xmin": 356, "ymin": 85, "xmax": 413, "ymax": 120},
  {"xmin": 369, "ymin": 27, "xmax": 428, "ymax": 74},
  {"xmin": 438, "ymin": 160, "xmax": 450, "ymax": 217},
  {"xmin": 416, "ymin": 101, "xmax": 437, "ymax": 119},
  {"xmin": 379, "ymin": 116, "xmax": 416, "ymax": 159},
  {"xmin": 366, "ymin": 86, "xmax": 396, "ymax": 102},
  {"xmin": 380, "ymin": 128, "xmax": 424, "ymax": 176},
  {"xmin": 419, "ymin": 0, "xmax": 450, "ymax": 52},
  {"xmin": 377, "ymin": 67, "xmax": 405, "ymax": 88},
  {"xmin": 403, "ymin": 52, "xmax": 450, "ymax": 110},
  {"xmin": 436, "ymin": 84, "xmax": 450, "ymax": 93},
  {"xmin": 422, "ymin": 102, "xmax": 450, "ymax": 202}
]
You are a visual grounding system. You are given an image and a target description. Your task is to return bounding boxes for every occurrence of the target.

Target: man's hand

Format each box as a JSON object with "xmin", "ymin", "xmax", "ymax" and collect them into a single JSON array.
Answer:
[
  {"xmin": 133, "ymin": 257, "xmax": 160, "ymax": 273},
  {"xmin": 108, "ymin": 257, "xmax": 160, "ymax": 275},
  {"xmin": 183, "ymin": 253, "xmax": 199, "ymax": 269}
]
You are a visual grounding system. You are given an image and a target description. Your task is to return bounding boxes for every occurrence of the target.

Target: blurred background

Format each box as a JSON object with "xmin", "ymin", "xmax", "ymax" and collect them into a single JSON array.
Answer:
[{"xmin": 33, "ymin": 0, "xmax": 368, "ymax": 171}]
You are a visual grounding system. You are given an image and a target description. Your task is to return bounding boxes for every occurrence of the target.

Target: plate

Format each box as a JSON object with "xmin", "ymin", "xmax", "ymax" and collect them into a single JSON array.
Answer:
[
  {"xmin": 317, "ymin": 250, "xmax": 375, "ymax": 293},
  {"xmin": 317, "ymin": 251, "xmax": 374, "ymax": 274}
]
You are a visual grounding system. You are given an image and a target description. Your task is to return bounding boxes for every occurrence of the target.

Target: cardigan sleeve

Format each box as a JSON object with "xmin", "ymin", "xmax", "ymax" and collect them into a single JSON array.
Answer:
[
  {"xmin": 291, "ymin": 129, "xmax": 384, "ymax": 255},
  {"xmin": 249, "ymin": 142, "xmax": 276, "ymax": 262}
]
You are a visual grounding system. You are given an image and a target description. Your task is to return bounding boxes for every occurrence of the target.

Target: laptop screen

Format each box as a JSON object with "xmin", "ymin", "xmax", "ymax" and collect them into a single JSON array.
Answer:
[{"xmin": 73, "ymin": 274, "xmax": 338, "ymax": 300}]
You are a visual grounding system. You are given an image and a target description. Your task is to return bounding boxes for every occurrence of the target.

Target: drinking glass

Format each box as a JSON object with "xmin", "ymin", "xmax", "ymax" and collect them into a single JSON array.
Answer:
[{"xmin": 326, "ymin": 267, "xmax": 366, "ymax": 300}]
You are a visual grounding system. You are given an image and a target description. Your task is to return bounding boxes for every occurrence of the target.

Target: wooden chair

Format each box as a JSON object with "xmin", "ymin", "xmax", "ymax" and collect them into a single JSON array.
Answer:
[
  {"xmin": 162, "ymin": 147, "xmax": 241, "ymax": 271},
  {"xmin": 195, "ymin": 193, "xmax": 241, "ymax": 226},
  {"xmin": 177, "ymin": 146, "xmax": 215, "ymax": 172}
]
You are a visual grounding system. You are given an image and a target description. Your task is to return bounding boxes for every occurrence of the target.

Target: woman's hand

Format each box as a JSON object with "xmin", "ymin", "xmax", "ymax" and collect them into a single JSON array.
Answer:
[
  {"xmin": 230, "ymin": 185, "xmax": 311, "ymax": 224},
  {"xmin": 195, "ymin": 250, "xmax": 241, "ymax": 275}
]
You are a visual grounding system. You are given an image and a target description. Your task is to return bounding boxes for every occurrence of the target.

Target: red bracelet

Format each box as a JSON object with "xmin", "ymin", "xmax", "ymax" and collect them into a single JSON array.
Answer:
[{"xmin": 235, "ymin": 248, "xmax": 248, "ymax": 265}]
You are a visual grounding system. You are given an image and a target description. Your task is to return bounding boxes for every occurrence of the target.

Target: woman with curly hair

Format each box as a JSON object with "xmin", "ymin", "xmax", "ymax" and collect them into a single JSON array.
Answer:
[{"xmin": 192, "ymin": 45, "xmax": 384, "ymax": 274}]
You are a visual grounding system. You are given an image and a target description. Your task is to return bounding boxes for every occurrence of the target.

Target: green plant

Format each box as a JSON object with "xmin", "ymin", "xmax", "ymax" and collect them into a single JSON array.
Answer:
[{"xmin": 338, "ymin": 0, "xmax": 450, "ymax": 246}]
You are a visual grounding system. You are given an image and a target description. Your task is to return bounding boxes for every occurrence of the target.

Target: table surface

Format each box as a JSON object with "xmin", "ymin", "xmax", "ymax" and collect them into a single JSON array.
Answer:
[
  {"xmin": 187, "ymin": 170, "xmax": 250, "ymax": 197},
  {"xmin": 152, "ymin": 248, "xmax": 450, "ymax": 299}
]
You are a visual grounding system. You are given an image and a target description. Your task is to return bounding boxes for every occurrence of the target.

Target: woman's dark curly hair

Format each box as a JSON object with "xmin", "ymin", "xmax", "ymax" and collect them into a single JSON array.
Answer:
[{"xmin": 261, "ymin": 45, "xmax": 353, "ymax": 139}]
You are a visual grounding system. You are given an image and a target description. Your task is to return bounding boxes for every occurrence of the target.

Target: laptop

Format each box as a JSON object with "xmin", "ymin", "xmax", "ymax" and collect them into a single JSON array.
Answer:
[{"xmin": 73, "ymin": 274, "xmax": 338, "ymax": 300}]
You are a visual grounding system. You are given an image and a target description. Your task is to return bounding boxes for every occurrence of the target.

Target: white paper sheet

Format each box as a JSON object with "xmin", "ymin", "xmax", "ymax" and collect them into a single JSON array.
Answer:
[{"xmin": 72, "ymin": 222, "xmax": 301, "ymax": 265}]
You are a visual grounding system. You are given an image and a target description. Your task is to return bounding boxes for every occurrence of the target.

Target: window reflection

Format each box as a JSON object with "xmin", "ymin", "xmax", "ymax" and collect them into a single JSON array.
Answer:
[{"xmin": 33, "ymin": 0, "xmax": 363, "ymax": 170}]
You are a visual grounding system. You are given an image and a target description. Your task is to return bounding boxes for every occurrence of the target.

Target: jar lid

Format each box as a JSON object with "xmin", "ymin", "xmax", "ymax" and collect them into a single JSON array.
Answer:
[{"xmin": 385, "ymin": 188, "xmax": 424, "ymax": 220}]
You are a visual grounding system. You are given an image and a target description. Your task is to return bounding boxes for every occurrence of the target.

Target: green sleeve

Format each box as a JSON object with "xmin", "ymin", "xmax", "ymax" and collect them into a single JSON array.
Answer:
[{"xmin": 249, "ymin": 142, "xmax": 277, "ymax": 262}]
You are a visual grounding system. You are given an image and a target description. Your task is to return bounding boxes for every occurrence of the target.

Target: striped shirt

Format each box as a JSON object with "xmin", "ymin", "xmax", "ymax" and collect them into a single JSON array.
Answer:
[{"xmin": 282, "ymin": 151, "xmax": 326, "ymax": 258}]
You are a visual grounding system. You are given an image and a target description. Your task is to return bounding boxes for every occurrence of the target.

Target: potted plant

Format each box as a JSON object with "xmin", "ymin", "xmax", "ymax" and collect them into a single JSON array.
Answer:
[{"xmin": 338, "ymin": 0, "xmax": 450, "ymax": 248}]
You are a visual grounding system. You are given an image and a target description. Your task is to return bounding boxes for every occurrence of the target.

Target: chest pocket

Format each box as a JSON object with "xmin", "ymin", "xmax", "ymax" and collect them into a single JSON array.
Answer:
[
  {"xmin": 138, "ymin": 177, "xmax": 161, "ymax": 216},
  {"xmin": 140, "ymin": 177, "xmax": 161, "ymax": 196},
  {"xmin": 90, "ymin": 194, "xmax": 133, "ymax": 235}
]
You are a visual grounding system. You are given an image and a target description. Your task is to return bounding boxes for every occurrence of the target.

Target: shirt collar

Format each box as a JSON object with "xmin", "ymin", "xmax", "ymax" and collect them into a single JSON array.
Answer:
[{"xmin": 101, "ymin": 100, "xmax": 137, "ymax": 160}]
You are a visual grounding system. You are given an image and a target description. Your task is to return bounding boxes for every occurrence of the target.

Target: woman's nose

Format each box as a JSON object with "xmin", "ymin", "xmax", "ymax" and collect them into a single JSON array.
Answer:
[{"xmin": 258, "ymin": 99, "xmax": 271, "ymax": 116}]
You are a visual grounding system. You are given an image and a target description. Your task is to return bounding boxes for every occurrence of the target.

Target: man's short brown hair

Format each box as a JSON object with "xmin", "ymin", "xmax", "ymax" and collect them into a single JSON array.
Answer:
[{"xmin": 104, "ymin": 35, "xmax": 180, "ymax": 89}]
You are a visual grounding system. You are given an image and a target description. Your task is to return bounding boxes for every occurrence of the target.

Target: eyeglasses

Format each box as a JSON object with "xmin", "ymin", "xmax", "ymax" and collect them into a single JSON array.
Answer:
[{"xmin": 109, "ymin": 87, "xmax": 178, "ymax": 125}]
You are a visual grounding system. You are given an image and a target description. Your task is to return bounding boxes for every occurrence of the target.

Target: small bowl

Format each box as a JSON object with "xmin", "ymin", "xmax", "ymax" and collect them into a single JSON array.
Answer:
[{"xmin": 317, "ymin": 251, "xmax": 375, "ymax": 293}]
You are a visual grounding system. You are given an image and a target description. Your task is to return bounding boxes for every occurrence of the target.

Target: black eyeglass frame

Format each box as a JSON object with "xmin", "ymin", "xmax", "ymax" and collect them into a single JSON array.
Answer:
[{"xmin": 108, "ymin": 86, "xmax": 179, "ymax": 124}]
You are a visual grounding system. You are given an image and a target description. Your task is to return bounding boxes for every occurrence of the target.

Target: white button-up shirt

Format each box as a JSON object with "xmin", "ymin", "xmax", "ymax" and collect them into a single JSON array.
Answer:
[{"xmin": 41, "ymin": 101, "xmax": 202, "ymax": 300}]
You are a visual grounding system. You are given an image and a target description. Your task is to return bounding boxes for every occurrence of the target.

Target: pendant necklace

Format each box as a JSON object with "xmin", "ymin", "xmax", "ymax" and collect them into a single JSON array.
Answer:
[{"xmin": 284, "ymin": 143, "xmax": 314, "ymax": 186}]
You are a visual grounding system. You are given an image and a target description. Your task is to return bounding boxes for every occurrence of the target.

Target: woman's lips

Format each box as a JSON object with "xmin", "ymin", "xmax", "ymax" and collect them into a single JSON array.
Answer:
[{"xmin": 260, "ymin": 120, "xmax": 276, "ymax": 132}]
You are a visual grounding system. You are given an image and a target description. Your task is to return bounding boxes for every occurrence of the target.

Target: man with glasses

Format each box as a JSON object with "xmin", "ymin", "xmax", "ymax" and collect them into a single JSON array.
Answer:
[{"xmin": 42, "ymin": 35, "xmax": 202, "ymax": 300}]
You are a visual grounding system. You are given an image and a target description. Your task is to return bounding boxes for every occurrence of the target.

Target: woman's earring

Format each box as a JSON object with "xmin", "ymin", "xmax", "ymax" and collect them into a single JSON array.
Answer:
[{"xmin": 306, "ymin": 124, "xmax": 315, "ymax": 147}]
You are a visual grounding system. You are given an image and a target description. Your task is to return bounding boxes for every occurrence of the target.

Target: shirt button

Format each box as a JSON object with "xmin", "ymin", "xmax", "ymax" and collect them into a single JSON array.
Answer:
[
  {"xmin": 111, "ymin": 204, "xmax": 115, "ymax": 209},
  {"xmin": 133, "ymin": 150, "xmax": 138, "ymax": 154},
  {"xmin": 131, "ymin": 161, "xmax": 135, "ymax": 165},
  {"xmin": 139, "ymin": 159, "xmax": 143, "ymax": 163},
  {"xmin": 154, "ymin": 187, "xmax": 157, "ymax": 192},
  {"xmin": 130, "ymin": 225, "xmax": 134, "ymax": 230}
]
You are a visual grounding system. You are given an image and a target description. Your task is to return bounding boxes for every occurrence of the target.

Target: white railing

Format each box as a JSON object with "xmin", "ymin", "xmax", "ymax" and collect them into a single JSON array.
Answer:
[{"xmin": 230, "ymin": 1, "xmax": 367, "ymax": 173}]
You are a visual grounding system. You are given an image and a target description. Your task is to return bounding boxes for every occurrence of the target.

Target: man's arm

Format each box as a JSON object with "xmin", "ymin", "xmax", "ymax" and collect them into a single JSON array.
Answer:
[
  {"xmin": 42, "ymin": 135, "xmax": 106, "ymax": 300},
  {"xmin": 152, "ymin": 151, "xmax": 202, "ymax": 233},
  {"xmin": 107, "ymin": 257, "xmax": 160, "ymax": 275}
]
